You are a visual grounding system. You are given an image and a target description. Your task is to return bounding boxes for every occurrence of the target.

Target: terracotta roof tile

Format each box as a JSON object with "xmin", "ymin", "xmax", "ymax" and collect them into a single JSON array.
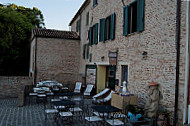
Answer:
[{"xmin": 32, "ymin": 28, "xmax": 80, "ymax": 40}]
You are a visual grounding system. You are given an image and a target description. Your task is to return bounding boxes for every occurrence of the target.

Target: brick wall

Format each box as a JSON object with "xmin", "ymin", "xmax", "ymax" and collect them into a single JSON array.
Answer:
[
  {"xmin": 70, "ymin": 0, "xmax": 187, "ymax": 125},
  {"xmin": 35, "ymin": 38, "xmax": 80, "ymax": 87},
  {"xmin": 0, "ymin": 76, "xmax": 33, "ymax": 98}
]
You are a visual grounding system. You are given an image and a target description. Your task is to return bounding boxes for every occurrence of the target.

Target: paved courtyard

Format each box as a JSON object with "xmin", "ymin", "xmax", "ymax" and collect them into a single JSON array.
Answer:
[
  {"xmin": 0, "ymin": 97, "xmax": 153, "ymax": 126},
  {"xmin": 0, "ymin": 97, "xmax": 102, "ymax": 126}
]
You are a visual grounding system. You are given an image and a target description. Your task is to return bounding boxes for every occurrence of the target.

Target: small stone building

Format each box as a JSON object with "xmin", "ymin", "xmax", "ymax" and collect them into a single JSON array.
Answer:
[{"xmin": 29, "ymin": 28, "xmax": 80, "ymax": 87}]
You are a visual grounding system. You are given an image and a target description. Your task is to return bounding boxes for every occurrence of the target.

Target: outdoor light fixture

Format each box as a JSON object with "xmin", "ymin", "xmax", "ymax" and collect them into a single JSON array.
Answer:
[
  {"xmin": 142, "ymin": 51, "xmax": 148, "ymax": 59},
  {"xmin": 101, "ymin": 56, "xmax": 105, "ymax": 61}
]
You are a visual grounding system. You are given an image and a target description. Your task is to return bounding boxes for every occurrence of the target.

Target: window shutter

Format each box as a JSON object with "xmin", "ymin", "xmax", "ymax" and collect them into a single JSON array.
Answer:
[
  {"xmin": 94, "ymin": 23, "xmax": 98, "ymax": 45},
  {"xmin": 104, "ymin": 18, "xmax": 108, "ymax": 41},
  {"xmin": 86, "ymin": 12, "xmax": 89, "ymax": 26},
  {"xmin": 137, "ymin": 0, "xmax": 144, "ymax": 32},
  {"xmin": 110, "ymin": 13, "xmax": 115, "ymax": 40},
  {"xmin": 89, "ymin": 27, "xmax": 92, "ymax": 46},
  {"xmin": 123, "ymin": 6, "xmax": 128, "ymax": 36},
  {"xmin": 89, "ymin": 53, "xmax": 92, "ymax": 62},
  {"xmin": 99, "ymin": 18, "xmax": 105, "ymax": 42},
  {"xmin": 83, "ymin": 45, "xmax": 86, "ymax": 59},
  {"xmin": 93, "ymin": 0, "xmax": 97, "ymax": 7}
]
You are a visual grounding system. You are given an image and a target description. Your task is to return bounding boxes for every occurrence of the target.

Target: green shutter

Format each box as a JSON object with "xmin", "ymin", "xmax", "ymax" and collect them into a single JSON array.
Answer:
[
  {"xmin": 94, "ymin": 23, "xmax": 98, "ymax": 45},
  {"xmin": 93, "ymin": 0, "xmax": 98, "ymax": 7},
  {"xmin": 89, "ymin": 27, "xmax": 92, "ymax": 46},
  {"xmin": 99, "ymin": 18, "xmax": 105, "ymax": 42},
  {"xmin": 104, "ymin": 18, "xmax": 108, "ymax": 41},
  {"xmin": 137, "ymin": 0, "xmax": 144, "ymax": 32},
  {"xmin": 86, "ymin": 12, "xmax": 89, "ymax": 26},
  {"xmin": 83, "ymin": 45, "xmax": 86, "ymax": 59},
  {"xmin": 123, "ymin": 6, "xmax": 128, "ymax": 36},
  {"xmin": 89, "ymin": 53, "xmax": 92, "ymax": 62},
  {"xmin": 110, "ymin": 13, "xmax": 115, "ymax": 40}
]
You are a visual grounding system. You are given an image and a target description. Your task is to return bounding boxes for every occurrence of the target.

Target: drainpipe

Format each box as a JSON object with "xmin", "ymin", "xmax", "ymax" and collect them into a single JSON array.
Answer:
[
  {"xmin": 184, "ymin": 1, "xmax": 190, "ymax": 124},
  {"xmin": 173, "ymin": 0, "xmax": 181, "ymax": 126},
  {"xmin": 34, "ymin": 37, "xmax": 38, "ymax": 85}
]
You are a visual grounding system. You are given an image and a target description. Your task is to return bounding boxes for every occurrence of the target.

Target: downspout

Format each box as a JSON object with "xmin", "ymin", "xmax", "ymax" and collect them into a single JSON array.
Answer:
[
  {"xmin": 173, "ymin": 0, "xmax": 181, "ymax": 126},
  {"xmin": 34, "ymin": 37, "xmax": 38, "ymax": 85},
  {"xmin": 184, "ymin": 1, "xmax": 190, "ymax": 124}
]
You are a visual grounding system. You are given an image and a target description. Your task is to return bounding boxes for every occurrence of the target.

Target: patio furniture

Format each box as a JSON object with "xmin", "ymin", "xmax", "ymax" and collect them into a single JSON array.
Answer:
[
  {"xmin": 92, "ymin": 88, "xmax": 110, "ymax": 102},
  {"xmin": 28, "ymin": 92, "xmax": 37, "ymax": 104},
  {"xmin": 36, "ymin": 80, "xmax": 63, "ymax": 87},
  {"xmin": 59, "ymin": 111, "xmax": 74, "ymax": 125},
  {"xmin": 54, "ymin": 100, "xmax": 75, "ymax": 125},
  {"xmin": 73, "ymin": 82, "xmax": 82, "ymax": 94},
  {"xmin": 83, "ymin": 84, "xmax": 94, "ymax": 96},
  {"xmin": 95, "ymin": 90, "xmax": 115, "ymax": 104},
  {"xmin": 84, "ymin": 105, "xmax": 103, "ymax": 125},
  {"xmin": 69, "ymin": 107, "xmax": 83, "ymax": 120},
  {"xmin": 44, "ymin": 108, "xmax": 58, "ymax": 123},
  {"xmin": 37, "ymin": 94, "xmax": 47, "ymax": 108},
  {"xmin": 91, "ymin": 105, "xmax": 121, "ymax": 119},
  {"xmin": 92, "ymin": 105, "xmax": 124, "ymax": 125},
  {"xmin": 53, "ymin": 99, "xmax": 76, "ymax": 111}
]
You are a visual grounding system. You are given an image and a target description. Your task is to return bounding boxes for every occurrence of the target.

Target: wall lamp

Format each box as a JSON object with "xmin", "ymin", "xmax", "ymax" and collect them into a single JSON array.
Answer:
[{"xmin": 142, "ymin": 51, "xmax": 148, "ymax": 59}]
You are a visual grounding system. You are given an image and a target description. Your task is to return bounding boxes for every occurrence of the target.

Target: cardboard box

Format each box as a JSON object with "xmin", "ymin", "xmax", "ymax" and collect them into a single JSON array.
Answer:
[{"xmin": 111, "ymin": 93, "xmax": 138, "ymax": 111}]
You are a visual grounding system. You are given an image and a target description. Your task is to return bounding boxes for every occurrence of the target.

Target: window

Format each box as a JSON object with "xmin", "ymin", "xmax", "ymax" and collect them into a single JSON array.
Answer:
[
  {"xmin": 93, "ymin": 0, "xmax": 98, "ymax": 7},
  {"xmin": 99, "ymin": 13, "xmax": 116, "ymax": 42},
  {"xmin": 105, "ymin": 16, "xmax": 111, "ymax": 40},
  {"xmin": 76, "ymin": 20, "xmax": 80, "ymax": 32},
  {"xmin": 89, "ymin": 23, "xmax": 98, "ymax": 46},
  {"xmin": 83, "ymin": 44, "xmax": 89, "ymax": 59},
  {"xmin": 123, "ymin": 0, "xmax": 144, "ymax": 36},
  {"xmin": 128, "ymin": 2, "xmax": 137, "ymax": 34},
  {"xmin": 86, "ymin": 12, "xmax": 89, "ymax": 26},
  {"xmin": 121, "ymin": 65, "xmax": 128, "ymax": 85}
]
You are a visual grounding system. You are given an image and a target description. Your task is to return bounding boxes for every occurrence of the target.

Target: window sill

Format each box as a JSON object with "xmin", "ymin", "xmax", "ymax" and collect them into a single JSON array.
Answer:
[
  {"xmin": 126, "ymin": 31, "xmax": 139, "ymax": 37},
  {"xmin": 93, "ymin": 4, "xmax": 98, "ymax": 8}
]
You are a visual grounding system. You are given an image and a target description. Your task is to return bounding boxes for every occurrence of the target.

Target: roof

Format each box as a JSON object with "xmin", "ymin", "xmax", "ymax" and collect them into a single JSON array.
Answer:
[
  {"xmin": 69, "ymin": 0, "xmax": 90, "ymax": 26},
  {"xmin": 32, "ymin": 28, "xmax": 80, "ymax": 40}
]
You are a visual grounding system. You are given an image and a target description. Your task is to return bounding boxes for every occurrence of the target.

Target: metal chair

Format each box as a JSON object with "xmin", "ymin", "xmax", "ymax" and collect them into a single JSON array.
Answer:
[
  {"xmin": 44, "ymin": 108, "xmax": 58, "ymax": 123},
  {"xmin": 28, "ymin": 92, "xmax": 37, "ymax": 104},
  {"xmin": 83, "ymin": 105, "xmax": 103, "ymax": 125}
]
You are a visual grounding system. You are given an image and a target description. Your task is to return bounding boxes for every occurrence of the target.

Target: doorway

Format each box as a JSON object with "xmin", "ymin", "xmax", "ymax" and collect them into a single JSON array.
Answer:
[{"xmin": 106, "ymin": 65, "xmax": 116, "ymax": 90}]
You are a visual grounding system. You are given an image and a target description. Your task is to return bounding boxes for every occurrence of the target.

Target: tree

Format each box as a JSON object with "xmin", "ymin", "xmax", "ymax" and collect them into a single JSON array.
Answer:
[{"xmin": 0, "ymin": 4, "xmax": 45, "ymax": 75}]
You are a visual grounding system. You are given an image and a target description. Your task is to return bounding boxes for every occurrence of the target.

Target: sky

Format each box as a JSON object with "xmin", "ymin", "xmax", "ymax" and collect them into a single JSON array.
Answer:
[{"xmin": 0, "ymin": 0, "xmax": 85, "ymax": 30}]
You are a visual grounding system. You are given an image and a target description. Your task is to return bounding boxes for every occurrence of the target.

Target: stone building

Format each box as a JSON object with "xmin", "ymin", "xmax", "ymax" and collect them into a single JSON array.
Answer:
[
  {"xmin": 68, "ymin": 0, "xmax": 190, "ymax": 125},
  {"xmin": 29, "ymin": 28, "xmax": 80, "ymax": 87}
]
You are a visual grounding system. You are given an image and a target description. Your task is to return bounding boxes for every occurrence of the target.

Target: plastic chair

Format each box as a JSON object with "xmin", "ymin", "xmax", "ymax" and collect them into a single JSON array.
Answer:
[
  {"xmin": 83, "ymin": 84, "xmax": 94, "ymax": 96},
  {"xmin": 92, "ymin": 88, "xmax": 110, "ymax": 102},
  {"xmin": 73, "ymin": 82, "xmax": 82, "ymax": 94},
  {"xmin": 95, "ymin": 90, "xmax": 115, "ymax": 104}
]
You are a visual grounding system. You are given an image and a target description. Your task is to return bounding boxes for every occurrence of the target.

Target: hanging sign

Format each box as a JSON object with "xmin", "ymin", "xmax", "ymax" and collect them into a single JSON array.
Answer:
[{"xmin": 108, "ymin": 51, "xmax": 117, "ymax": 66}]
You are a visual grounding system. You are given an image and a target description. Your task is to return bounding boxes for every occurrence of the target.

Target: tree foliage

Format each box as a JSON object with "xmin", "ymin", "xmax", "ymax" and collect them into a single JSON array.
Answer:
[{"xmin": 0, "ymin": 4, "xmax": 45, "ymax": 75}]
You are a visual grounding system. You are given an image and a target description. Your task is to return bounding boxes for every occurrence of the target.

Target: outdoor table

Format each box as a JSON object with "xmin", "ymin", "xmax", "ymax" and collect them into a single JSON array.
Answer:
[
  {"xmin": 56, "ymin": 92, "xmax": 78, "ymax": 97},
  {"xmin": 53, "ymin": 99, "xmax": 76, "ymax": 111},
  {"xmin": 91, "ymin": 105, "xmax": 122, "ymax": 122},
  {"xmin": 91, "ymin": 105, "xmax": 121, "ymax": 113}
]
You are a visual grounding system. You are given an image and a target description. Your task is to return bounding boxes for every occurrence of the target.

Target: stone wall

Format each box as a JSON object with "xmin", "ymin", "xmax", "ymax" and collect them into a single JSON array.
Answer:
[
  {"xmin": 0, "ymin": 76, "xmax": 33, "ymax": 98},
  {"xmin": 35, "ymin": 38, "xmax": 80, "ymax": 86}
]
